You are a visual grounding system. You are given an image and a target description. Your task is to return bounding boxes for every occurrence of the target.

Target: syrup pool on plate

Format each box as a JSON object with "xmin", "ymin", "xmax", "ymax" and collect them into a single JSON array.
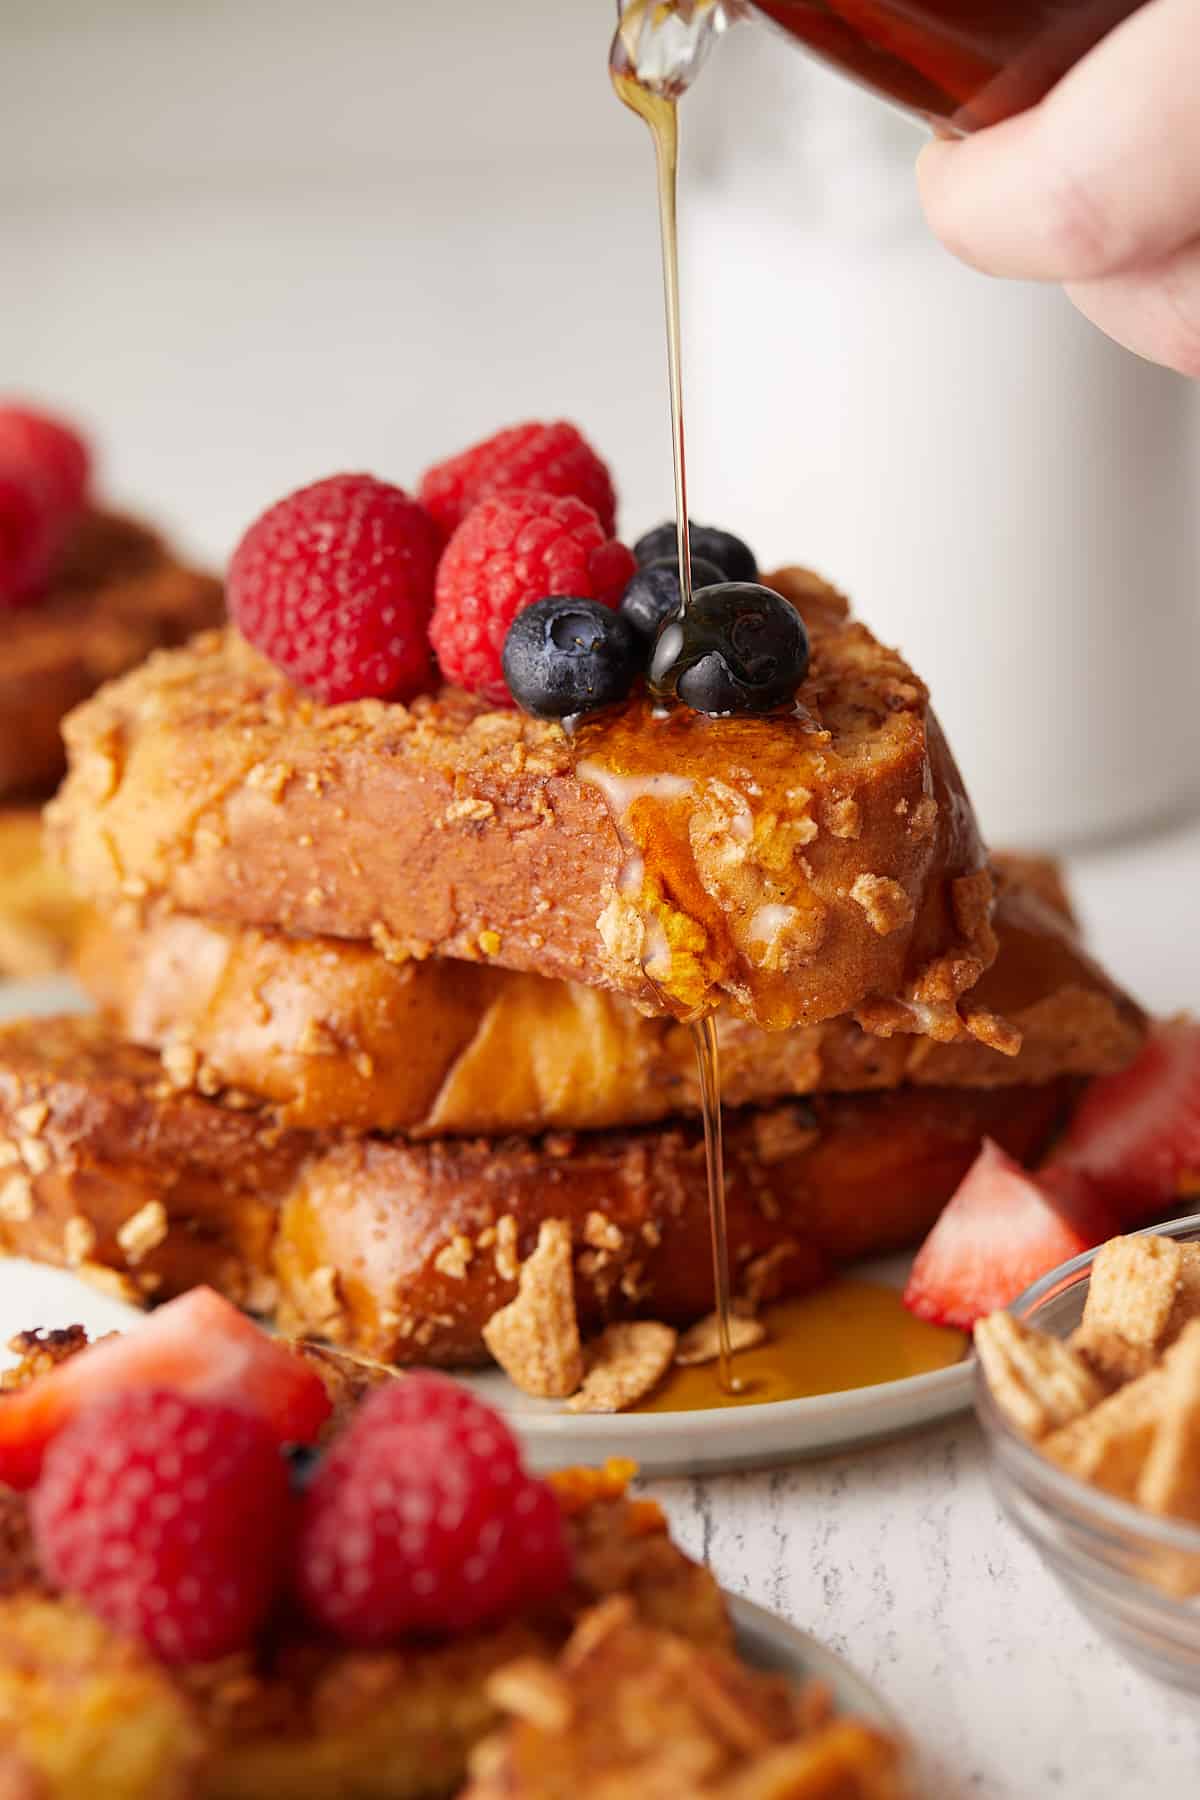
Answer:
[{"xmin": 634, "ymin": 1280, "xmax": 968, "ymax": 1413}]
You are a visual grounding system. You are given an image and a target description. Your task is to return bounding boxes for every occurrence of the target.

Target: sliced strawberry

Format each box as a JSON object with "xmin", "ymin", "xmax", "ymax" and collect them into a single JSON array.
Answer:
[
  {"xmin": 1052, "ymin": 1019, "xmax": 1200, "ymax": 1223},
  {"xmin": 903, "ymin": 1139, "xmax": 1116, "ymax": 1332},
  {"xmin": 0, "ymin": 1287, "xmax": 330, "ymax": 1490}
]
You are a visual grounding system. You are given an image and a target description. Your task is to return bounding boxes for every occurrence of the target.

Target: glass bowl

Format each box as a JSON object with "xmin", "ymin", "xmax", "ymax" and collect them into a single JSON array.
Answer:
[{"xmin": 975, "ymin": 1213, "xmax": 1200, "ymax": 1695}]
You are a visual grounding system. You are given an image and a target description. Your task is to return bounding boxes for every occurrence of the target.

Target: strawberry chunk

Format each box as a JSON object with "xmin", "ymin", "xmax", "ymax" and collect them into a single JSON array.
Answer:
[
  {"xmin": 0, "ymin": 1287, "xmax": 330, "ymax": 1489},
  {"xmin": 903, "ymin": 1140, "xmax": 1116, "ymax": 1331},
  {"xmin": 1052, "ymin": 1019, "xmax": 1200, "ymax": 1223}
]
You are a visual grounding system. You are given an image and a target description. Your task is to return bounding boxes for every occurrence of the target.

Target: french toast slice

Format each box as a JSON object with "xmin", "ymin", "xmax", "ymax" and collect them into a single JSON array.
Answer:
[
  {"xmin": 0, "ymin": 1440, "xmax": 729, "ymax": 1799},
  {"xmin": 0, "ymin": 1017, "xmax": 1069, "ymax": 1365},
  {"xmin": 48, "ymin": 570, "xmax": 997, "ymax": 1034},
  {"xmin": 75, "ymin": 854, "xmax": 1143, "ymax": 1135},
  {"xmin": 0, "ymin": 510, "xmax": 223, "ymax": 802}
]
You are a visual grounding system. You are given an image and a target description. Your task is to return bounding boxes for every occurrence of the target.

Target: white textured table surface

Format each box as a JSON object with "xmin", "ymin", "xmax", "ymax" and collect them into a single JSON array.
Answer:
[{"xmin": 644, "ymin": 819, "xmax": 1200, "ymax": 1800}]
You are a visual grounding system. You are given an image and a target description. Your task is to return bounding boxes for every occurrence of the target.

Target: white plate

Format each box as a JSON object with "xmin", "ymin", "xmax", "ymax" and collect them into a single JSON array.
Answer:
[
  {"xmin": 463, "ymin": 1341, "xmax": 971, "ymax": 1476},
  {"xmin": 0, "ymin": 979, "xmax": 973, "ymax": 1474},
  {"xmin": 730, "ymin": 1593, "xmax": 900, "ymax": 1734}
]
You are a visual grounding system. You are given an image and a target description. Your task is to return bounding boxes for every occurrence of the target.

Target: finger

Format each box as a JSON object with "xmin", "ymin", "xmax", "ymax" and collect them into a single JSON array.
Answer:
[
  {"xmin": 917, "ymin": 0, "xmax": 1200, "ymax": 283},
  {"xmin": 1065, "ymin": 235, "xmax": 1200, "ymax": 377}
]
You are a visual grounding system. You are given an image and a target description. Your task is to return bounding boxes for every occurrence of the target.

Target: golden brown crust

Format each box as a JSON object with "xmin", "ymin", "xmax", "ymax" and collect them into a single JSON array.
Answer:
[
  {"xmin": 896, "ymin": 862, "xmax": 1144, "ymax": 1088},
  {"xmin": 0, "ymin": 1594, "xmax": 206, "ymax": 1797},
  {"xmin": 75, "ymin": 854, "xmax": 1143, "ymax": 1135},
  {"xmin": 0, "ymin": 806, "xmax": 91, "ymax": 978},
  {"xmin": 0, "ymin": 1014, "xmax": 306, "ymax": 1312},
  {"xmin": 0, "ymin": 1016, "xmax": 1070, "ymax": 1365},
  {"xmin": 48, "ymin": 568, "xmax": 995, "ymax": 1031},
  {"xmin": 0, "ymin": 509, "xmax": 223, "ymax": 801}
]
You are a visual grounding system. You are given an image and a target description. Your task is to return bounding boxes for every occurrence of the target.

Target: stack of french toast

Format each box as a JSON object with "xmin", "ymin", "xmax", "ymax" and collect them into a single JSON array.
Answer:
[
  {"xmin": 0, "ymin": 403, "xmax": 222, "ymax": 977},
  {"xmin": 0, "ymin": 422, "xmax": 1146, "ymax": 1403}
]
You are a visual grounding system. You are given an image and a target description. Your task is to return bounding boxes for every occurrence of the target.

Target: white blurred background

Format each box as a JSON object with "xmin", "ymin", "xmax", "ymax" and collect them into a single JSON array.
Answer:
[{"xmin": 3, "ymin": 0, "xmax": 1198, "ymax": 851}]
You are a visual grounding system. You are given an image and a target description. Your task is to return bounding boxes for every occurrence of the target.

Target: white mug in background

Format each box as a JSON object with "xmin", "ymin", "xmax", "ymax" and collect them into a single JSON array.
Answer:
[{"xmin": 678, "ymin": 31, "xmax": 1200, "ymax": 851}]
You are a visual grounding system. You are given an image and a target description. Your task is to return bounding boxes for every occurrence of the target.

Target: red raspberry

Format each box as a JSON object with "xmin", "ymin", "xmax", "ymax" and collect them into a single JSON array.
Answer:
[
  {"xmin": 0, "ymin": 466, "xmax": 63, "ymax": 609},
  {"xmin": 32, "ymin": 1389, "xmax": 292, "ymax": 1664},
  {"xmin": 0, "ymin": 402, "xmax": 91, "ymax": 514},
  {"xmin": 295, "ymin": 1372, "xmax": 571, "ymax": 1646},
  {"xmin": 419, "ymin": 421, "xmax": 617, "ymax": 543},
  {"xmin": 228, "ymin": 473, "xmax": 438, "ymax": 705},
  {"xmin": 430, "ymin": 491, "xmax": 635, "ymax": 704}
]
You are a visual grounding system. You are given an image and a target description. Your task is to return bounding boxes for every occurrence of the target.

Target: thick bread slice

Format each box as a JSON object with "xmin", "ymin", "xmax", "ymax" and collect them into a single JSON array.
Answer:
[
  {"xmin": 75, "ymin": 854, "xmax": 1144, "ymax": 1134},
  {"xmin": 48, "ymin": 570, "xmax": 997, "ymax": 1032},
  {"xmin": 0, "ymin": 510, "xmax": 223, "ymax": 801},
  {"xmin": 0, "ymin": 1017, "xmax": 1070, "ymax": 1365},
  {"xmin": 0, "ymin": 1015, "xmax": 304, "ymax": 1312}
]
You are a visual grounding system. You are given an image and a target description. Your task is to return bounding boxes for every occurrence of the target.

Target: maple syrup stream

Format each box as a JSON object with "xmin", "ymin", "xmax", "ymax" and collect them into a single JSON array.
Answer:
[{"xmin": 613, "ymin": 28, "xmax": 741, "ymax": 1395}]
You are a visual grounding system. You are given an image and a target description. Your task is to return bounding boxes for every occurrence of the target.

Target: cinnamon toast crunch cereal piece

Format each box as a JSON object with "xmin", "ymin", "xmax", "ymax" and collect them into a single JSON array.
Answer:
[
  {"xmin": 1137, "ymin": 1320, "xmax": 1200, "ymax": 1525},
  {"xmin": 675, "ymin": 1311, "xmax": 767, "ymax": 1368},
  {"xmin": 566, "ymin": 1322, "xmax": 677, "ymax": 1414},
  {"xmin": 481, "ymin": 1219, "xmax": 583, "ymax": 1400},
  {"xmin": 1041, "ymin": 1366, "xmax": 1168, "ymax": 1500},
  {"xmin": 1162, "ymin": 1245, "xmax": 1200, "ymax": 1348},
  {"xmin": 1071, "ymin": 1235, "xmax": 1183, "ymax": 1383},
  {"xmin": 975, "ymin": 1312, "xmax": 1107, "ymax": 1440},
  {"xmin": 721, "ymin": 1719, "xmax": 912, "ymax": 1800}
]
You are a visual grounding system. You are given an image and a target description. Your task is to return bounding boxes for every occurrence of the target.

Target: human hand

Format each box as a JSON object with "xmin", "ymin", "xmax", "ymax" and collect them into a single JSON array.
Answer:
[{"xmin": 916, "ymin": 0, "xmax": 1200, "ymax": 376}]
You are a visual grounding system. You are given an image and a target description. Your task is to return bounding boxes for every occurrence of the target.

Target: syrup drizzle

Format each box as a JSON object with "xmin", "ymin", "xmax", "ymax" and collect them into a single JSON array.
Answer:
[
  {"xmin": 611, "ymin": 11, "xmax": 693, "ymax": 611},
  {"xmin": 612, "ymin": 7, "xmax": 738, "ymax": 1394},
  {"xmin": 692, "ymin": 1013, "xmax": 742, "ymax": 1393}
]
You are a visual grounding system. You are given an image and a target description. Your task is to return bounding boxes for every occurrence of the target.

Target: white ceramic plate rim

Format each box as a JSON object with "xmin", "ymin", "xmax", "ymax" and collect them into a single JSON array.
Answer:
[{"xmin": 466, "ymin": 1357, "xmax": 973, "ymax": 1438}]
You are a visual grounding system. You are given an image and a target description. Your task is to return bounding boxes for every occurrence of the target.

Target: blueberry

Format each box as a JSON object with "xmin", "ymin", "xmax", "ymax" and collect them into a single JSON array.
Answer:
[
  {"xmin": 648, "ymin": 582, "xmax": 809, "ymax": 716},
  {"xmin": 620, "ymin": 555, "xmax": 725, "ymax": 638},
  {"xmin": 286, "ymin": 1444, "xmax": 321, "ymax": 1490},
  {"xmin": 503, "ymin": 596, "xmax": 640, "ymax": 719},
  {"xmin": 633, "ymin": 520, "xmax": 758, "ymax": 585}
]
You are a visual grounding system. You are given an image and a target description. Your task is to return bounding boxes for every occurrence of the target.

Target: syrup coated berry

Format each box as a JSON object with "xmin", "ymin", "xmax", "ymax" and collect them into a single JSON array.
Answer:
[
  {"xmin": 0, "ymin": 402, "xmax": 92, "ymax": 513},
  {"xmin": 619, "ymin": 554, "xmax": 724, "ymax": 638},
  {"xmin": 648, "ymin": 581, "xmax": 809, "ymax": 716},
  {"xmin": 32, "ymin": 1389, "xmax": 292, "ymax": 1664},
  {"xmin": 430, "ymin": 490, "xmax": 635, "ymax": 705},
  {"xmin": 0, "ymin": 467, "xmax": 62, "ymax": 609},
  {"xmin": 295, "ymin": 1372, "xmax": 571, "ymax": 1645},
  {"xmin": 228, "ymin": 473, "xmax": 438, "ymax": 705},
  {"xmin": 419, "ymin": 420, "xmax": 617, "ymax": 542},
  {"xmin": 503, "ymin": 596, "xmax": 639, "ymax": 719},
  {"xmin": 633, "ymin": 520, "xmax": 758, "ymax": 585}
]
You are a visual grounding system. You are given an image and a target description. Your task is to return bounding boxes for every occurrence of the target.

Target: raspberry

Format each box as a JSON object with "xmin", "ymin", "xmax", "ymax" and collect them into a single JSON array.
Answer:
[
  {"xmin": 0, "ymin": 466, "xmax": 63, "ymax": 609},
  {"xmin": 430, "ymin": 491, "xmax": 635, "ymax": 704},
  {"xmin": 419, "ymin": 421, "xmax": 617, "ymax": 542},
  {"xmin": 228, "ymin": 474, "xmax": 438, "ymax": 704},
  {"xmin": 295, "ymin": 1372, "xmax": 571, "ymax": 1646},
  {"xmin": 32, "ymin": 1389, "xmax": 292, "ymax": 1664},
  {"xmin": 0, "ymin": 402, "xmax": 91, "ymax": 514}
]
